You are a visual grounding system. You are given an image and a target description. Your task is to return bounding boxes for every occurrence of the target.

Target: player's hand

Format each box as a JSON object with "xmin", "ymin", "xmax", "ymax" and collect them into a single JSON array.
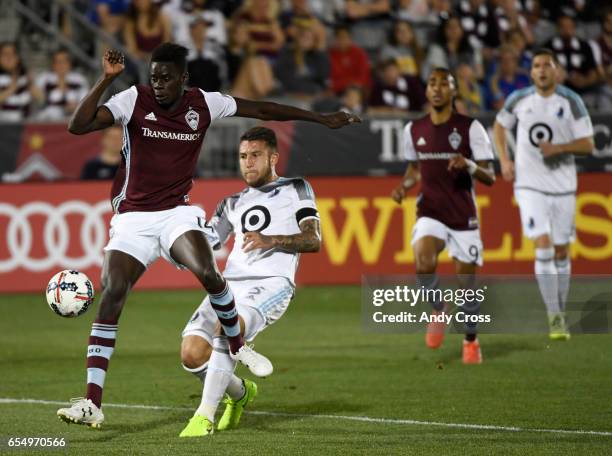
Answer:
[
  {"xmin": 540, "ymin": 141, "xmax": 561, "ymax": 158},
  {"xmin": 242, "ymin": 231, "xmax": 275, "ymax": 253},
  {"xmin": 391, "ymin": 184, "xmax": 407, "ymax": 204},
  {"xmin": 102, "ymin": 49, "xmax": 125, "ymax": 79},
  {"xmin": 319, "ymin": 111, "xmax": 361, "ymax": 129},
  {"xmin": 500, "ymin": 160, "xmax": 515, "ymax": 182},
  {"xmin": 448, "ymin": 155, "xmax": 468, "ymax": 172}
]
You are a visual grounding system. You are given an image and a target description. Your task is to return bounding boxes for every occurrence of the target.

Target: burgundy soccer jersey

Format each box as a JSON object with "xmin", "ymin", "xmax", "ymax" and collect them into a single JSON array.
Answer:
[
  {"xmin": 403, "ymin": 112, "xmax": 494, "ymax": 230},
  {"xmin": 104, "ymin": 85, "xmax": 236, "ymax": 213}
]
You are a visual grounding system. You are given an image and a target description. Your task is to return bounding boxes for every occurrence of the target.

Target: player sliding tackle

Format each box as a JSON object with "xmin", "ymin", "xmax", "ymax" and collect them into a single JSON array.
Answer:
[
  {"xmin": 57, "ymin": 43, "xmax": 359, "ymax": 428},
  {"xmin": 178, "ymin": 127, "xmax": 321, "ymax": 436},
  {"xmin": 392, "ymin": 68, "xmax": 495, "ymax": 364},
  {"xmin": 494, "ymin": 49, "xmax": 594, "ymax": 340}
]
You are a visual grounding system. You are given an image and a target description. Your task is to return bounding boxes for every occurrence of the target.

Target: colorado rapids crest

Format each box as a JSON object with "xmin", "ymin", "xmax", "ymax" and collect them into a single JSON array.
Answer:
[{"xmin": 185, "ymin": 108, "xmax": 199, "ymax": 131}]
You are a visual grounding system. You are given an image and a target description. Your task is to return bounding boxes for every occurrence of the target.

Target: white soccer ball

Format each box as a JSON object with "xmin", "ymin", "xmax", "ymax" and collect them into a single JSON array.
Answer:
[{"xmin": 46, "ymin": 270, "xmax": 95, "ymax": 318}]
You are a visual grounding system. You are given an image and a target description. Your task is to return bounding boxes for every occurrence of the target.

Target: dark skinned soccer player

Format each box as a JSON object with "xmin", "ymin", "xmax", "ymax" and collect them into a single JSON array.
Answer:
[
  {"xmin": 392, "ymin": 68, "xmax": 495, "ymax": 364},
  {"xmin": 57, "ymin": 43, "xmax": 359, "ymax": 428}
]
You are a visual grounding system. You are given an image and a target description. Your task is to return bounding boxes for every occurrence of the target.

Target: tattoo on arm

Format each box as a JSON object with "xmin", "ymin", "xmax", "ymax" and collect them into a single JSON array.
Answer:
[{"xmin": 271, "ymin": 219, "xmax": 321, "ymax": 253}]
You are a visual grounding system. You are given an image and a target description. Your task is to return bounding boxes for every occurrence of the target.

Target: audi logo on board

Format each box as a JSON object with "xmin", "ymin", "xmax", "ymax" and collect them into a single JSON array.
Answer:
[{"xmin": 0, "ymin": 201, "xmax": 111, "ymax": 272}]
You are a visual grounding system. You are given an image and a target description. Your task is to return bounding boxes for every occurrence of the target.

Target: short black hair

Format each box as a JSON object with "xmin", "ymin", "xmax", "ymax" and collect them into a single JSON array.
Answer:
[
  {"xmin": 240, "ymin": 126, "xmax": 278, "ymax": 151},
  {"xmin": 151, "ymin": 42, "xmax": 188, "ymax": 73},
  {"xmin": 429, "ymin": 67, "xmax": 457, "ymax": 88},
  {"xmin": 532, "ymin": 48, "xmax": 558, "ymax": 64}
]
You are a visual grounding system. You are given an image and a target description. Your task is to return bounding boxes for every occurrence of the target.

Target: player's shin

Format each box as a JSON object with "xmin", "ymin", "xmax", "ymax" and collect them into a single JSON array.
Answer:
[
  {"xmin": 86, "ymin": 318, "xmax": 118, "ymax": 408},
  {"xmin": 461, "ymin": 286, "xmax": 480, "ymax": 342},
  {"xmin": 555, "ymin": 257, "xmax": 571, "ymax": 311},
  {"xmin": 417, "ymin": 274, "xmax": 444, "ymax": 311},
  {"xmin": 208, "ymin": 282, "xmax": 244, "ymax": 354},
  {"xmin": 535, "ymin": 248, "xmax": 561, "ymax": 314},
  {"xmin": 196, "ymin": 336, "xmax": 236, "ymax": 422}
]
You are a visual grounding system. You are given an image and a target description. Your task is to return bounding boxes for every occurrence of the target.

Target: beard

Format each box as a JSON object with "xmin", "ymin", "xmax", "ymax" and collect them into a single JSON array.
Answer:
[{"xmin": 247, "ymin": 165, "xmax": 273, "ymax": 188}]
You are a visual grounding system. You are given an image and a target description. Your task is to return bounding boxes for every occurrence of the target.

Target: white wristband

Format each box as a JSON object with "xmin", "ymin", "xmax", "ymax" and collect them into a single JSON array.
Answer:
[{"xmin": 465, "ymin": 159, "xmax": 478, "ymax": 175}]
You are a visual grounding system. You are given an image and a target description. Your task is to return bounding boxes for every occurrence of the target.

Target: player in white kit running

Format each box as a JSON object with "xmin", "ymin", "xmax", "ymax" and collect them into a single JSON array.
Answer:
[{"xmin": 494, "ymin": 49, "xmax": 594, "ymax": 340}]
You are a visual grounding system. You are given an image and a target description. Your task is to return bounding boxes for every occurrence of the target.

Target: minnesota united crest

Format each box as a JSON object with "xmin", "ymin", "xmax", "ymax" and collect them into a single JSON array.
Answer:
[
  {"xmin": 185, "ymin": 108, "xmax": 199, "ymax": 131},
  {"xmin": 448, "ymin": 128, "xmax": 462, "ymax": 150}
]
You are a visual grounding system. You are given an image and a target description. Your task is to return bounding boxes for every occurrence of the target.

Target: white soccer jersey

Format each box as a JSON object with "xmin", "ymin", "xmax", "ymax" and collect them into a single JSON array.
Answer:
[
  {"xmin": 496, "ymin": 85, "xmax": 593, "ymax": 194},
  {"xmin": 211, "ymin": 177, "xmax": 320, "ymax": 286}
]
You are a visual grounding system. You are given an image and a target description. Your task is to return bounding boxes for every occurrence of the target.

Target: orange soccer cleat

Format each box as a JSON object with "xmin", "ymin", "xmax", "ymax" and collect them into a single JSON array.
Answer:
[
  {"xmin": 425, "ymin": 308, "xmax": 448, "ymax": 349},
  {"xmin": 462, "ymin": 339, "xmax": 482, "ymax": 365}
]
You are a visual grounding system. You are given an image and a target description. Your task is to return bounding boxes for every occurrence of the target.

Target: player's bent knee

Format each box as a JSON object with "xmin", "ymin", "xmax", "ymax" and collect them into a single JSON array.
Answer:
[
  {"xmin": 415, "ymin": 256, "xmax": 437, "ymax": 274},
  {"xmin": 181, "ymin": 336, "xmax": 212, "ymax": 368},
  {"xmin": 554, "ymin": 245, "xmax": 569, "ymax": 260}
]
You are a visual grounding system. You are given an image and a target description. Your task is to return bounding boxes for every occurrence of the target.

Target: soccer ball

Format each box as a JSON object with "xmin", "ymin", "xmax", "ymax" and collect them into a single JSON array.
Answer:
[{"xmin": 46, "ymin": 270, "xmax": 95, "ymax": 318}]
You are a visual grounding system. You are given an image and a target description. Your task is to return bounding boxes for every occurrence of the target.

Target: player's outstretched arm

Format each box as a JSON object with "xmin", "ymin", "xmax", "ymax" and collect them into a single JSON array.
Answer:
[
  {"xmin": 242, "ymin": 219, "xmax": 321, "ymax": 254},
  {"xmin": 68, "ymin": 50, "xmax": 124, "ymax": 135},
  {"xmin": 234, "ymin": 98, "xmax": 361, "ymax": 129},
  {"xmin": 391, "ymin": 162, "xmax": 419, "ymax": 204}
]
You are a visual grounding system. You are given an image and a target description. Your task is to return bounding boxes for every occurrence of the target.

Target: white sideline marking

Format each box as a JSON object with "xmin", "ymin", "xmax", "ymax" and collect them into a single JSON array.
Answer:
[{"xmin": 1, "ymin": 398, "xmax": 611, "ymax": 437}]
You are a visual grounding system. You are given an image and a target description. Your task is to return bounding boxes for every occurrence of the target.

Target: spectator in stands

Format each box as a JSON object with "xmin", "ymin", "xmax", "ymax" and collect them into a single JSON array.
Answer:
[
  {"xmin": 494, "ymin": 0, "xmax": 534, "ymax": 47},
  {"xmin": 186, "ymin": 17, "xmax": 224, "ymax": 92},
  {"xmin": 80, "ymin": 125, "xmax": 123, "ymax": 180},
  {"xmin": 275, "ymin": 25, "xmax": 330, "ymax": 97},
  {"xmin": 233, "ymin": 0, "xmax": 285, "ymax": 61},
  {"xmin": 369, "ymin": 58, "xmax": 425, "ymax": 113},
  {"xmin": 422, "ymin": 15, "xmax": 483, "ymax": 81},
  {"xmin": 340, "ymin": 84, "xmax": 366, "ymax": 116},
  {"xmin": 124, "ymin": 0, "xmax": 172, "ymax": 62},
  {"xmin": 32, "ymin": 49, "xmax": 89, "ymax": 121},
  {"xmin": 0, "ymin": 42, "xmax": 33, "ymax": 122},
  {"xmin": 380, "ymin": 20, "xmax": 424, "ymax": 78},
  {"xmin": 592, "ymin": 8, "xmax": 612, "ymax": 109},
  {"xmin": 485, "ymin": 45, "xmax": 530, "ymax": 110},
  {"xmin": 455, "ymin": 0, "xmax": 500, "ymax": 61},
  {"xmin": 280, "ymin": 0, "xmax": 327, "ymax": 51},
  {"xmin": 394, "ymin": 0, "xmax": 433, "ymax": 25},
  {"xmin": 229, "ymin": 19, "xmax": 276, "ymax": 99},
  {"xmin": 455, "ymin": 62, "xmax": 485, "ymax": 114},
  {"xmin": 87, "ymin": 0, "xmax": 130, "ymax": 38},
  {"xmin": 328, "ymin": 25, "xmax": 372, "ymax": 95},
  {"xmin": 504, "ymin": 28, "xmax": 532, "ymax": 73},
  {"xmin": 343, "ymin": 0, "xmax": 392, "ymax": 53},
  {"xmin": 163, "ymin": 0, "xmax": 227, "ymax": 53},
  {"xmin": 547, "ymin": 14, "xmax": 601, "ymax": 102}
]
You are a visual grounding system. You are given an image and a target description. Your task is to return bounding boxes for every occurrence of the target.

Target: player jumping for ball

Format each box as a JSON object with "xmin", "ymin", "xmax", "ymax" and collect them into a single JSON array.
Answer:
[
  {"xmin": 392, "ymin": 68, "xmax": 495, "ymax": 364},
  {"xmin": 494, "ymin": 49, "xmax": 594, "ymax": 340},
  {"xmin": 56, "ymin": 43, "xmax": 359, "ymax": 428},
  {"xmin": 178, "ymin": 126, "xmax": 321, "ymax": 437}
]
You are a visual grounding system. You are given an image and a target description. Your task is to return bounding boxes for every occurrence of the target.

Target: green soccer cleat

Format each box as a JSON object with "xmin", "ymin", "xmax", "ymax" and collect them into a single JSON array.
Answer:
[
  {"xmin": 548, "ymin": 312, "xmax": 571, "ymax": 341},
  {"xmin": 217, "ymin": 379, "xmax": 258, "ymax": 431},
  {"xmin": 179, "ymin": 414, "xmax": 214, "ymax": 437}
]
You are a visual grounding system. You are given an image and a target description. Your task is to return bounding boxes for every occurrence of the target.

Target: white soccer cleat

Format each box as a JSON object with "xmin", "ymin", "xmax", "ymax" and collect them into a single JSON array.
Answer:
[
  {"xmin": 230, "ymin": 345, "xmax": 273, "ymax": 377},
  {"xmin": 57, "ymin": 398, "xmax": 104, "ymax": 428}
]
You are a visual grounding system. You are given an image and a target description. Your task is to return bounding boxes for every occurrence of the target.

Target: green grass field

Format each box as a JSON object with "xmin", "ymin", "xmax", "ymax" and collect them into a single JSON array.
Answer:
[{"xmin": 1, "ymin": 287, "xmax": 611, "ymax": 455}]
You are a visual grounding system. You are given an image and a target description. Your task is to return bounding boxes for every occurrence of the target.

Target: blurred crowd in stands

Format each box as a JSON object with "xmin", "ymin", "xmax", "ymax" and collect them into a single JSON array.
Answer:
[{"xmin": 1, "ymin": 0, "xmax": 611, "ymax": 123}]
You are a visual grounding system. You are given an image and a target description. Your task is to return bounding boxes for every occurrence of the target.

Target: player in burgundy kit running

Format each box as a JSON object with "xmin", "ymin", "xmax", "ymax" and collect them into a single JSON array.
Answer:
[
  {"xmin": 392, "ymin": 68, "xmax": 495, "ymax": 364},
  {"xmin": 57, "ymin": 43, "xmax": 359, "ymax": 427}
]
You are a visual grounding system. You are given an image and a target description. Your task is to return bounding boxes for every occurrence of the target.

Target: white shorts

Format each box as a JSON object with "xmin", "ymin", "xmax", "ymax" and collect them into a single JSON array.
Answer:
[
  {"xmin": 514, "ymin": 189, "xmax": 576, "ymax": 245},
  {"xmin": 411, "ymin": 217, "xmax": 483, "ymax": 266},
  {"xmin": 104, "ymin": 205, "xmax": 218, "ymax": 268},
  {"xmin": 182, "ymin": 276, "xmax": 294, "ymax": 344}
]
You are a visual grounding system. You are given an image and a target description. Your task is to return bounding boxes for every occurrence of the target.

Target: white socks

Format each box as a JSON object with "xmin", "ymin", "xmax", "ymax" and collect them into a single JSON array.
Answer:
[
  {"xmin": 535, "ymin": 248, "xmax": 560, "ymax": 314},
  {"xmin": 196, "ymin": 336, "xmax": 238, "ymax": 422},
  {"xmin": 555, "ymin": 257, "xmax": 571, "ymax": 311}
]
